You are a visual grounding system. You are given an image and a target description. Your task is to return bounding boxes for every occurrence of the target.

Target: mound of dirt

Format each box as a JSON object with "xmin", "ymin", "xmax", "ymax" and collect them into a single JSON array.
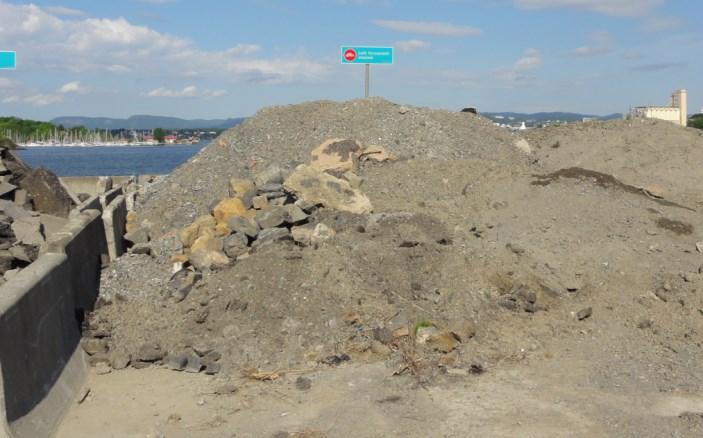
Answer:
[
  {"xmin": 85, "ymin": 100, "xmax": 703, "ymax": 436},
  {"xmin": 526, "ymin": 118, "xmax": 703, "ymax": 207},
  {"xmin": 137, "ymin": 98, "xmax": 526, "ymax": 237}
]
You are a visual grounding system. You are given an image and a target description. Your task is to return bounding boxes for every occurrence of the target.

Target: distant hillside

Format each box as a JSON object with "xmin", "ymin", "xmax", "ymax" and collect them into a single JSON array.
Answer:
[
  {"xmin": 51, "ymin": 115, "xmax": 246, "ymax": 130},
  {"xmin": 482, "ymin": 112, "xmax": 622, "ymax": 124}
]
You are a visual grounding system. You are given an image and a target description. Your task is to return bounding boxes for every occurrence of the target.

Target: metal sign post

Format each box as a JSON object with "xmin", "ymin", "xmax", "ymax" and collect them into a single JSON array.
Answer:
[
  {"xmin": 365, "ymin": 64, "xmax": 370, "ymax": 98},
  {"xmin": 341, "ymin": 46, "xmax": 393, "ymax": 98}
]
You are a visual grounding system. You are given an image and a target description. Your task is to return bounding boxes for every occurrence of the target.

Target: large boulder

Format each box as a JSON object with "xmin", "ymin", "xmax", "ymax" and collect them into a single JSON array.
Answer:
[
  {"xmin": 284, "ymin": 165, "xmax": 373, "ymax": 215},
  {"xmin": 179, "ymin": 215, "xmax": 216, "ymax": 248},
  {"xmin": 212, "ymin": 198, "xmax": 248, "ymax": 224},
  {"xmin": 18, "ymin": 167, "xmax": 75, "ymax": 217},
  {"xmin": 310, "ymin": 139, "xmax": 363, "ymax": 173}
]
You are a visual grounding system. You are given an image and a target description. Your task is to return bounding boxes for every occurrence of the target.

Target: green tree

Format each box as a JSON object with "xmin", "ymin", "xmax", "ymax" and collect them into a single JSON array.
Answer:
[
  {"xmin": 153, "ymin": 128, "xmax": 166, "ymax": 143},
  {"xmin": 689, "ymin": 114, "xmax": 703, "ymax": 130}
]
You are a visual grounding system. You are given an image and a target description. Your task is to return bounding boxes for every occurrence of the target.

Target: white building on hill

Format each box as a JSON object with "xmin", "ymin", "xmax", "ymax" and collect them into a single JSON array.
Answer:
[{"xmin": 631, "ymin": 89, "xmax": 687, "ymax": 127}]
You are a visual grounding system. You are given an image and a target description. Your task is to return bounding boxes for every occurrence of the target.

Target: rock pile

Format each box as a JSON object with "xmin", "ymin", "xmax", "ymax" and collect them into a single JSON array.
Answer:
[
  {"xmin": 0, "ymin": 140, "xmax": 76, "ymax": 283},
  {"xmin": 170, "ymin": 139, "xmax": 377, "ymax": 274}
]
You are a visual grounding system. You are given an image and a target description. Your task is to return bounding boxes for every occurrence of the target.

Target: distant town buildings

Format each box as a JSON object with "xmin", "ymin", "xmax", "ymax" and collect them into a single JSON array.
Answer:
[{"xmin": 631, "ymin": 89, "xmax": 688, "ymax": 127}]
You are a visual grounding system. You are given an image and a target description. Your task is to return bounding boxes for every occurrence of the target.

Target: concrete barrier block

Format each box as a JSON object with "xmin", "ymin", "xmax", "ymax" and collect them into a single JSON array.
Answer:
[
  {"xmin": 0, "ymin": 253, "xmax": 86, "ymax": 438},
  {"xmin": 46, "ymin": 209, "xmax": 107, "ymax": 312},
  {"xmin": 102, "ymin": 195, "xmax": 127, "ymax": 262},
  {"xmin": 99, "ymin": 187, "xmax": 123, "ymax": 210}
]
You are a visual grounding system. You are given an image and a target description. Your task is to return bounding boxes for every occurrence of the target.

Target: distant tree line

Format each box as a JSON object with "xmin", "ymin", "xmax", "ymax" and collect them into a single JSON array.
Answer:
[
  {"xmin": 0, "ymin": 116, "xmax": 88, "ymax": 138},
  {"xmin": 690, "ymin": 114, "xmax": 703, "ymax": 130}
]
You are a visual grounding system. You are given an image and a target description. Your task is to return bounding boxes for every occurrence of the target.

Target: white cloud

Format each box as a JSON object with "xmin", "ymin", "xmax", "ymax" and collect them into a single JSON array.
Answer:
[
  {"xmin": 44, "ymin": 6, "xmax": 85, "ymax": 17},
  {"xmin": 493, "ymin": 48, "xmax": 542, "ymax": 82},
  {"xmin": 571, "ymin": 31, "xmax": 612, "ymax": 57},
  {"xmin": 0, "ymin": 78, "xmax": 20, "ymax": 89},
  {"xmin": 372, "ymin": 19, "xmax": 481, "ymax": 37},
  {"xmin": 513, "ymin": 0, "xmax": 664, "ymax": 17},
  {"xmin": 0, "ymin": 2, "xmax": 329, "ymax": 85},
  {"xmin": 514, "ymin": 48, "xmax": 542, "ymax": 70},
  {"xmin": 1, "ymin": 96, "xmax": 19, "ymax": 103},
  {"xmin": 25, "ymin": 94, "xmax": 63, "ymax": 106},
  {"xmin": 58, "ymin": 80, "xmax": 86, "ymax": 94},
  {"xmin": 394, "ymin": 40, "xmax": 432, "ymax": 53},
  {"xmin": 147, "ymin": 85, "xmax": 199, "ymax": 97},
  {"xmin": 641, "ymin": 16, "xmax": 681, "ymax": 32},
  {"xmin": 203, "ymin": 89, "xmax": 228, "ymax": 98}
]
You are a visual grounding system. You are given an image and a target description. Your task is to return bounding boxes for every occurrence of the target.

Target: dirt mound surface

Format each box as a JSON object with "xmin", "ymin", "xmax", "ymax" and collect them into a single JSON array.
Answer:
[
  {"xmin": 138, "ymin": 98, "xmax": 525, "ymax": 236},
  {"xmin": 526, "ymin": 118, "xmax": 703, "ymax": 207},
  {"xmin": 86, "ymin": 102, "xmax": 703, "ymax": 437}
]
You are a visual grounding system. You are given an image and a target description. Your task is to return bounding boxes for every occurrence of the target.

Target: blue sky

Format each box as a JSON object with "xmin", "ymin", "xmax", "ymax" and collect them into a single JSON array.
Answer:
[{"xmin": 0, "ymin": 0, "xmax": 700, "ymax": 120}]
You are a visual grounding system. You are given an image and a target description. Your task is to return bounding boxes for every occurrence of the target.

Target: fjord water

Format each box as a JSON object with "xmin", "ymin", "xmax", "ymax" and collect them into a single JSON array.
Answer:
[{"xmin": 16, "ymin": 142, "xmax": 207, "ymax": 176}]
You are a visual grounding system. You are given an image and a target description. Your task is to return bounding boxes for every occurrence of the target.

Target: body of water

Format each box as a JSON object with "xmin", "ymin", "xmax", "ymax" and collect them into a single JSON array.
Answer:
[{"xmin": 16, "ymin": 142, "xmax": 208, "ymax": 176}]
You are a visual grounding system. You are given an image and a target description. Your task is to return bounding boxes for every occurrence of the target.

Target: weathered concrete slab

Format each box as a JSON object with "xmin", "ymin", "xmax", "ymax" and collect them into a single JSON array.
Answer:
[
  {"xmin": 99, "ymin": 187, "xmax": 123, "ymax": 210},
  {"xmin": 102, "ymin": 195, "xmax": 127, "ymax": 262},
  {"xmin": 0, "ymin": 253, "xmax": 86, "ymax": 438},
  {"xmin": 47, "ymin": 209, "xmax": 107, "ymax": 312},
  {"xmin": 60, "ymin": 176, "xmax": 136, "ymax": 198}
]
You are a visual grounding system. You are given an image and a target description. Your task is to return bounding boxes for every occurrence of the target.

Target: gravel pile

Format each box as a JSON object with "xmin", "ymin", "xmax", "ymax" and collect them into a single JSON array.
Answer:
[{"xmin": 138, "ymin": 98, "xmax": 526, "ymax": 236}]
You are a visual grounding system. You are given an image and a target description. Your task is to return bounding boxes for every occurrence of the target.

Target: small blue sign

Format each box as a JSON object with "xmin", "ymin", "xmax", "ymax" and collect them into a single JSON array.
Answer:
[
  {"xmin": 0, "ymin": 51, "xmax": 16, "ymax": 70},
  {"xmin": 341, "ymin": 46, "xmax": 393, "ymax": 65}
]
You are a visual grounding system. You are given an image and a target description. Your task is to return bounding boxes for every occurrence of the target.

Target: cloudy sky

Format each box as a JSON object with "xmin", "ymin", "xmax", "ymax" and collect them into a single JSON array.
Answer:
[{"xmin": 0, "ymin": 0, "xmax": 700, "ymax": 120}]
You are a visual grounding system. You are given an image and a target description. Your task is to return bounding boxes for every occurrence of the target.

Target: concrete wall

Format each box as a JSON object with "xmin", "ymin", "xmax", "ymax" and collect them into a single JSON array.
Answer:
[
  {"xmin": 60, "ymin": 176, "xmax": 133, "ymax": 198},
  {"xmin": 0, "ymin": 209, "xmax": 109, "ymax": 438},
  {"xmin": 102, "ymin": 195, "xmax": 127, "ymax": 262}
]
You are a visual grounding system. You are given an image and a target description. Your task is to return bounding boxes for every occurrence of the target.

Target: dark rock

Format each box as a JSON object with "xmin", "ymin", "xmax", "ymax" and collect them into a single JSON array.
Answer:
[
  {"xmin": 577, "ymin": 307, "xmax": 593, "ymax": 321},
  {"xmin": 166, "ymin": 353, "xmax": 188, "ymax": 371},
  {"xmin": 223, "ymin": 233, "xmax": 248, "ymax": 258},
  {"xmin": 253, "ymin": 165, "xmax": 284, "ymax": 186},
  {"xmin": 498, "ymin": 298, "xmax": 518, "ymax": 311},
  {"xmin": 168, "ymin": 269, "xmax": 201, "ymax": 302},
  {"xmin": 9, "ymin": 244, "xmax": 38, "ymax": 263},
  {"xmin": 321, "ymin": 353, "xmax": 351, "ymax": 366},
  {"xmin": 201, "ymin": 351, "xmax": 222, "ymax": 366},
  {"xmin": 81, "ymin": 338, "xmax": 108, "ymax": 356},
  {"xmin": 214, "ymin": 383, "xmax": 238, "ymax": 395},
  {"xmin": 108, "ymin": 350, "xmax": 131, "ymax": 370},
  {"xmin": 284, "ymin": 204, "xmax": 309, "ymax": 224},
  {"xmin": 18, "ymin": 167, "xmax": 75, "ymax": 217},
  {"xmin": 255, "ymin": 206, "xmax": 287, "ymax": 229},
  {"xmin": 0, "ymin": 250, "xmax": 14, "ymax": 274},
  {"xmin": 295, "ymin": 376, "xmax": 312, "ymax": 391},
  {"xmin": 0, "ymin": 181, "xmax": 16, "ymax": 198},
  {"xmin": 131, "ymin": 243, "xmax": 152, "ymax": 255},
  {"xmin": 258, "ymin": 183, "xmax": 284, "ymax": 193},
  {"xmin": 184, "ymin": 353, "xmax": 202, "ymax": 373},
  {"xmin": 194, "ymin": 308, "xmax": 209, "ymax": 324},
  {"xmin": 124, "ymin": 227, "xmax": 149, "ymax": 245},
  {"xmin": 227, "ymin": 216, "xmax": 259, "ymax": 238},
  {"xmin": 204, "ymin": 362, "xmax": 222, "ymax": 375},
  {"xmin": 252, "ymin": 228, "xmax": 291, "ymax": 248},
  {"xmin": 372, "ymin": 327, "xmax": 393, "ymax": 344},
  {"xmin": 131, "ymin": 360, "xmax": 152, "ymax": 369},
  {"xmin": 77, "ymin": 193, "xmax": 91, "ymax": 202},
  {"xmin": 137, "ymin": 342, "xmax": 165, "ymax": 362}
]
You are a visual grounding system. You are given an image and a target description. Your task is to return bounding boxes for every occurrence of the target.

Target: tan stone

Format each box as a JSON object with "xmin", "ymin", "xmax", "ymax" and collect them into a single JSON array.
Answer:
[
  {"xmin": 214, "ymin": 221, "xmax": 231, "ymax": 237},
  {"xmin": 189, "ymin": 250, "xmax": 230, "ymax": 271},
  {"xmin": 170, "ymin": 254, "xmax": 189, "ymax": 263},
  {"xmin": 229, "ymin": 178, "xmax": 257, "ymax": 207},
  {"xmin": 310, "ymin": 139, "xmax": 363, "ymax": 173},
  {"xmin": 212, "ymin": 198, "xmax": 248, "ymax": 223},
  {"xmin": 126, "ymin": 211, "xmax": 139, "ymax": 234},
  {"xmin": 291, "ymin": 226, "xmax": 313, "ymax": 246},
  {"xmin": 190, "ymin": 232, "xmax": 222, "ymax": 254},
  {"xmin": 311, "ymin": 223, "xmax": 336, "ymax": 244},
  {"xmin": 284, "ymin": 165, "xmax": 373, "ymax": 215},
  {"xmin": 251, "ymin": 195, "xmax": 269, "ymax": 210},
  {"xmin": 179, "ymin": 215, "xmax": 216, "ymax": 248}
]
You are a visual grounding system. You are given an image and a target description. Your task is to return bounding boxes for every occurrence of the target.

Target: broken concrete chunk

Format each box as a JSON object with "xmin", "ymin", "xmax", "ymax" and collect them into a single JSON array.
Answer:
[
  {"xmin": 108, "ymin": 349, "xmax": 131, "ymax": 370},
  {"xmin": 0, "ymin": 181, "xmax": 17, "ymax": 197},
  {"xmin": 9, "ymin": 244, "xmax": 38, "ymax": 263},
  {"xmin": 311, "ymin": 223, "xmax": 336, "ymax": 244},
  {"xmin": 284, "ymin": 164, "xmax": 373, "ymax": 215},
  {"xmin": 166, "ymin": 353, "xmax": 188, "ymax": 371},
  {"xmin": 251, "ymin": 195, "xmax": 269, "ymax": 210},
  {"xmin": 185, "ymin": 353, "xmax": 202, "ymax": 373}
]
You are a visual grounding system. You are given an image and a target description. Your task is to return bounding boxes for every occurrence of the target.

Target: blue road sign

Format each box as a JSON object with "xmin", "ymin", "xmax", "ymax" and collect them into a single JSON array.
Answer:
[
  {"xmin": 0, "ymin": 51, "xmax": 16, "ymax": 70},
  {"xmin": 341, "ymin": 46, "xmax": 393, "ymax": 65}
]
